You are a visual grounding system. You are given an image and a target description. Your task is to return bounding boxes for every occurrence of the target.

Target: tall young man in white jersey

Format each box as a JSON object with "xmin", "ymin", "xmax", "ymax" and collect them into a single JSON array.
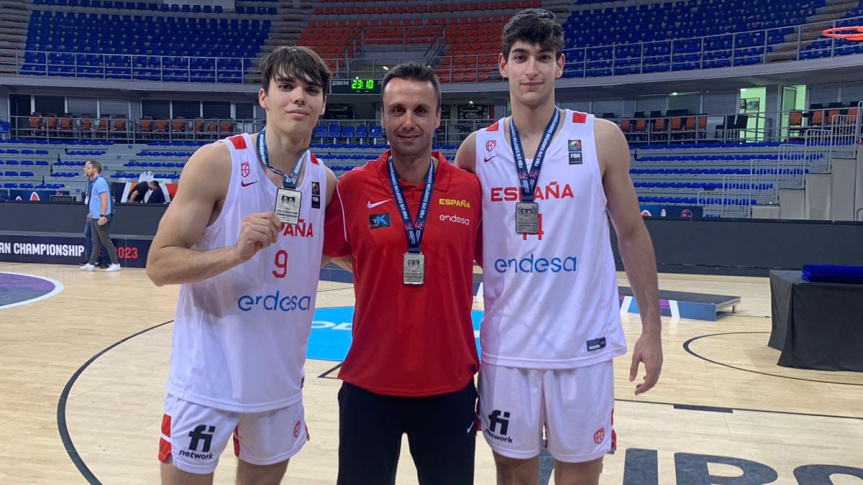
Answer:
[
  {"xmin": 147, "ymin": 46, "xmax": 337, "ymax": 485},
  {"xmin": 324, "ymin": 63, "xmax": 481, "ymax": 485},
  {"xmin": 455, "ymin": 9, "xmax": 663, "ymax": 485}
]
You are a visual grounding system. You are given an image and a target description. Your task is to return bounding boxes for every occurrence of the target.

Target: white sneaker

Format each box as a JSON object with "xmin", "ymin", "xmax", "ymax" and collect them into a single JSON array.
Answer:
[
  {"xmin": 80, "ymin": 263, "xmax": 95, "ymax": 271},
  {"xmin": 105, "ymin": 264, "xmax": 121, "ymax": 272}
]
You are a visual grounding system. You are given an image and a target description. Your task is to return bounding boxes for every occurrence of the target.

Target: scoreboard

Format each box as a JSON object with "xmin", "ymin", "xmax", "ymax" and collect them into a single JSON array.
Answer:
[{"xmin": 331, "ymin": 78, "xmax": 382, "ymax": 95}]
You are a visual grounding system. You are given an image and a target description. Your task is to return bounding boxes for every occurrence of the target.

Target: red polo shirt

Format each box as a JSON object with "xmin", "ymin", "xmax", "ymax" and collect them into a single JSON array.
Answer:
[{"xmin": 324, "ymin": 150, "xmax": 481, "ymax": 397}]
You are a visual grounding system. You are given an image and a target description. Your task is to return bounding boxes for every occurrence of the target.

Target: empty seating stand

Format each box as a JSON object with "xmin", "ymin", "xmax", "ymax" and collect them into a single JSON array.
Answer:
[
  {"xmin": 21, "ymin": 9, "xmax": 269, "ymax": 83},
  {"xmin": 561, "ymin": 0, "xmax": 825, "ymax": 78}
]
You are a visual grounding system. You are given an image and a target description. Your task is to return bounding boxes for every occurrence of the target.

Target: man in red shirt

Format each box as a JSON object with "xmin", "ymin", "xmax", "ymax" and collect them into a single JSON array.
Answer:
[{"xmin": 324, "ymin": 63, "xmax": 482, "ymax": 484}]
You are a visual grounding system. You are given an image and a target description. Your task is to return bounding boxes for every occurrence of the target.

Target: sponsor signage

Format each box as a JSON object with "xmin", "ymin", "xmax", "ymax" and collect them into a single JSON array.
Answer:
[{"xmin": 0, "ymin": 234, "xmax": 150, "ymax": 268}]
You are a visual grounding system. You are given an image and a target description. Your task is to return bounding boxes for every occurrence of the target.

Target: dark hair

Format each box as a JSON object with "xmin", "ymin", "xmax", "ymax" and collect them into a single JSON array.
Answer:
[
  {"xmin": 260, "ymin": 46, "xmax": 332, "ymax": 92},
  {"xmin": 501, "ymin": 8, "xmax": 565, "ymax": 60},
  {"xmin": 88, "ymin": 160, "xmax": 102, "ymax": 173},
  {"xmin": 380, "ymin": 62, "xmax": 441, "ymax": 109},
  {"xmin": 149, "ymin": 180, "xmax": 160, "ymax": 187}
]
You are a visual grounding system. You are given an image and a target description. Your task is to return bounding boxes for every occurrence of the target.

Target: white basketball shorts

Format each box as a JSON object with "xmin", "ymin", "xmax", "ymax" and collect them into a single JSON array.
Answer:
[
  {"xmin": 158, "ymin": 394, "xmax": 308, "ymax": 474},
  {"xmin": 478, "ymin": 361, "xmax": 615, "ymax": 463}
]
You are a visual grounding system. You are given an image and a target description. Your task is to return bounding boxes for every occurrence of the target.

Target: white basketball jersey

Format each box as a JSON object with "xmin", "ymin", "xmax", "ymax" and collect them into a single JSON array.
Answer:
[
  {"xmin": 475, "ymin": 110, "xmax": 626, "ymax": 368},
  {"xmin": 166, "ymin": 133, "xmax": 326, "ymax": 412}
]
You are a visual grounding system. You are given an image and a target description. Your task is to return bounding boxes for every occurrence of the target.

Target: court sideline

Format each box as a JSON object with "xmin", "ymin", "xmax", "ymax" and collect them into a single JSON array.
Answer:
[{"xmin": 0, "ymin": 262, "xmax": 861, "ymax": 484}]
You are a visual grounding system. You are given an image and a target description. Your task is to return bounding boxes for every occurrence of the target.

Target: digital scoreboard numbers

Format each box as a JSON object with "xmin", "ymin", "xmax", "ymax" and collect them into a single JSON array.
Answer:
[{"xmin": 331, "ymin": 78, "xmax": 381, "ymax": 94}]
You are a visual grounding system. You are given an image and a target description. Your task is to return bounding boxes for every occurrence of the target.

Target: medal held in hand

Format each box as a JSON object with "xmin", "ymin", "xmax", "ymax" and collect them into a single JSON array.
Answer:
[
  {"xmin": 257, "ymin": 128, "xmax": 306, "ymax": 225},
  {"xmin": 403, "ymin": 253, "xmax": 425, "ymax": 285},
  {"xmin": 509, "ymin": 108, "xmax": 560, "ymax": 235},
  {"xmin": 275, "ymin": 188, "xmax": 302, "ymax": 225},
  {"xmin": 515, "ymin": 201, "xmax": 539, "ymax": 234}
]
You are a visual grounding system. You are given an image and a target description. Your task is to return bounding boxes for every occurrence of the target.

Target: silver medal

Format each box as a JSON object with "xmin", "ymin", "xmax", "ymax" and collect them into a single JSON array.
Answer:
[
  {"xmin": 515, "ymin": 201, "xmax": 539, "ymax": 234},
  {"xmin": 403, "ymin": 252, "xmax": 425, "ymax": 285},
  {"xmin": 275, "ymin": 188, "xmax": 302, "ymax": 225}
]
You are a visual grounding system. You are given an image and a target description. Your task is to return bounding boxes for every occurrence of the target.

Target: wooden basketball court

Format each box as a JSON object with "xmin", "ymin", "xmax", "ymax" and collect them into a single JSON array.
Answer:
[{"xmin": 1, "ymin": 262, "xmax": 861, "ymax": 484}]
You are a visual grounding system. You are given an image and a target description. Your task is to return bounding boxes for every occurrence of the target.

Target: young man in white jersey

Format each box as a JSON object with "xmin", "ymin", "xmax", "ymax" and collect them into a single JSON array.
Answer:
[
  {"xmin": 147, "ymin": 46, "xmax": 337, "ymax": 485},
  {"xmin": 455, "ymin": 9, "xmax": 663, "ymax": 485}
]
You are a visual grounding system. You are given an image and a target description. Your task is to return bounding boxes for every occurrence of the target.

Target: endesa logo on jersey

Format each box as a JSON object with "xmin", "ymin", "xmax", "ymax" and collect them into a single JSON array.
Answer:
[
  {"xmin": 494, "ymin": 252, "xmax": 577, "ymax": 274},
  {"xmin": 237, "ymin": 291, "xmax": 312, "ymax": 312},
  {"xmin": 439, "ymin": 214, "xmax": 471, "ymax": 226},
  {"xmin": 490, "ymin": 181, "xmax": 574, "ymax": 202}
]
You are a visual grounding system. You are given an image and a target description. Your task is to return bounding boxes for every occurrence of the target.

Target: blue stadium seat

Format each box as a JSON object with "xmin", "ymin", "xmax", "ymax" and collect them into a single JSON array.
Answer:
[{"xmin": 326, "ymin": 123, "xmax": 340, "ymax": 139}]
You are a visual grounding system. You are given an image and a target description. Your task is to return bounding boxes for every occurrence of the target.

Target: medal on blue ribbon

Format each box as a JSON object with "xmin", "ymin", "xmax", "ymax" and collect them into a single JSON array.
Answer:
[
  {"xmin": 509, "ymin": 108, "xmax": 560, "ymax": 234},
  {"xmin": 257, "ymin": 128, "xmax": 306, "ymax": 225},
  {"xmin": 387, "ymin": 157, "xmax": 435, "ymax": 285}
]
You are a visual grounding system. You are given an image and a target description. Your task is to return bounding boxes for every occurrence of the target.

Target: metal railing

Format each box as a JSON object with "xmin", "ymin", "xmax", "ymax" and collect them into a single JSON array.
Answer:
[
  {"xmin": 688, "ymin": 104, "xmax": 863, "ymax": 218},
  {"xmin": 829, "ymin": 113, "xmax": 861, "ymax": 159},
  {"xmin": 751, "ymin": 156, "xmax": 780, "ymax": 205},
  {"xmin": 8, "ymin": 114, "xmax": 255, "ymax": 143},
  {"xmin": 776, "ymin": 144, "xmax": 808, "ymax": 191},
  {"xmin": 11, "ymin": 15, "xmax": 863, "ymax": 84},
  {"xmin": 14, "ymin": 52, "xmax": 252, "ymax": 83},
  {"xmin": 722, "ymin": 174, "xmax": 755, "ymax": 218},
  {"xmin": 697, "ymin": 174, "xmax": 758, "ymax": 219},
  {"xmin": 804, "ymin": 129, "xmax": 833, "ymax": 173},
  {"xmin": 6, "ymin": 107, "xmax": 863, "ymax": 150},
  {"xmin": 615, "ymin": 103, "xmax": 863, "ymax": 146}
]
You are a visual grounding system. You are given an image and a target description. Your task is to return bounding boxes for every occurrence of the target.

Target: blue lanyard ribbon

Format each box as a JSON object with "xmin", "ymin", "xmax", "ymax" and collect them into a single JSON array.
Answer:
[
  {"xmin": 257, "ymin": 129, "xmax": 306, "ymax": 188},
  {"xmin": 509, "ymin": 108, "xmax": 560, "ymax": 202},
  {"xmin": 387, "ymin": 157, "xmax": 435, "ymax": 254}
]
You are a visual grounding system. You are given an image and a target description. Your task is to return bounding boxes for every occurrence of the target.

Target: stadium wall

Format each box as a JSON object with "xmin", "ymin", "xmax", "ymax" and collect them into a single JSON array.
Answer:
[
  {"xmin": 612, "ymin": 218, "xmax": 863, "ymax": 276},
  {"xmin": 3, "ymin": 203, "xmax": 863, "ymax": 275}
]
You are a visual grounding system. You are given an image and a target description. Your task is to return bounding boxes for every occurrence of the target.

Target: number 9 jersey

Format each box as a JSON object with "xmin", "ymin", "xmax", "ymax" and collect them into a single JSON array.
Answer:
[{"xmin": 165, "ymin": 133, "xmax": 327, "ymax": 413}]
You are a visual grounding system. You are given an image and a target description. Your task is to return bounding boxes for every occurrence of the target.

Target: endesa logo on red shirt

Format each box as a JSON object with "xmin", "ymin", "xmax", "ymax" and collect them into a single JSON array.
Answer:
[{"xmin": 439, "ymin": 214, "xmax": 471, "ymax": 226}]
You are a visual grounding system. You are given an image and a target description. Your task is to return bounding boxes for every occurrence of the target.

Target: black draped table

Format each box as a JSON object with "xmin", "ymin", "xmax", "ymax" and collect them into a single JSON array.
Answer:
[{"xmin": 769, "ymin": 270, "xmax": 863, "ymax": 371}]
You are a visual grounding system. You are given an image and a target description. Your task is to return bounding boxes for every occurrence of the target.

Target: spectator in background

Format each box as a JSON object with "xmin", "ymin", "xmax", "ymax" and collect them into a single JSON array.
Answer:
[
  {"xmin": 81, "ymin": 160, "xmax": 107, "ymax": 267},
  {"xmin": 129, "ymin": 180, "xmax": 166, "ymax": 204},
  {"xmin": 127, "ymin": 180, "xmax": 149, "ymax": 203},
  {"xmin": 146, "ymin": 180, "xmax": 166, "ymax": 204},
  {"xmin": 81, "ymin": 161, "xmax": 95, "ymax": 264},
  {"xmin": 80, "ymin": 160, "xmax": 120, "ymax": 272}
]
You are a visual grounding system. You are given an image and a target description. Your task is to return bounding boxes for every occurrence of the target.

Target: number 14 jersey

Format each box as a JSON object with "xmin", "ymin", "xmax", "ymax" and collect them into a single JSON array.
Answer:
[{"xmin": 474, "ymin": 110, "xmax": 626, "ymax": 369}]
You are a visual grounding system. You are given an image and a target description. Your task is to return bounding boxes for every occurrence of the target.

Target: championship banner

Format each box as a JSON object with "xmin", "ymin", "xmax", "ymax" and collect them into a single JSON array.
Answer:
[{"xmin": 0, "ymin": 234, "xmax": 151, "ymax": 268}]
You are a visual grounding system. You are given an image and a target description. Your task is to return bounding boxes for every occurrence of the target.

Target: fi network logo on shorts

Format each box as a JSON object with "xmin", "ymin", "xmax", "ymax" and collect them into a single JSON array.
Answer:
[
  {"xmin": 178, "ymin": 424, "xmax": 215, "ymax": 461},
  {"xmin": 237, "ymin": 291, "xmax": 312, "ymax": 312},
  {"xmin": 484, "ymin": 409, "xmax": 513, "ymax": 443}
]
